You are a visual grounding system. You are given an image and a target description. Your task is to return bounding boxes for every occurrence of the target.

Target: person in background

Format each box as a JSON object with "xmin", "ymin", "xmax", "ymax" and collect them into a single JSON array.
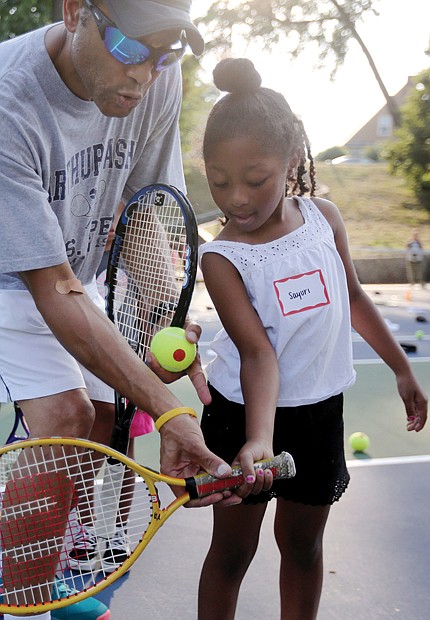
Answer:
[
  {"xmin": 196, "ymin": 58, "xmax": 428, "ymax": 620},
  {"xmin": 405, "ymin": 229, "xmax": 425, "ymax": 287}
]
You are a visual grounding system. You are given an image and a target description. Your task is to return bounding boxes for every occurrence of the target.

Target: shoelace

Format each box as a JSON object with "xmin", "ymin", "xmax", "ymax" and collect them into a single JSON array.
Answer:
[
  {"xmin": 107, "ymin": 529, "xmax": 130, "ymax": 551},
  {"xmin": 73, "ymin": 525, "xmax": 97, "ymax": 550},
  {"xmin": 53, "ymin": 580, "xmax": 78, "ymax": 598}
]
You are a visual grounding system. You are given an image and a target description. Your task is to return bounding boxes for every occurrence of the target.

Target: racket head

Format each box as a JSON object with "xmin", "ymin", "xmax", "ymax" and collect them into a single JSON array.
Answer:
[
  {"xmin": 0, "ymin": 437, "xmax": 187, "ymax": 614},
  {"xmin": 105, "ymin": 183, "xmax": 198, "ymax": 359}
]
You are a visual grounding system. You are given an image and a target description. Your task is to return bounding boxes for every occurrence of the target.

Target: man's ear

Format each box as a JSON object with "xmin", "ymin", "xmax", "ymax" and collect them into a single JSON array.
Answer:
[{"xmin": 63, "ymin": 0, "xmax": 82, "ymax": 33}]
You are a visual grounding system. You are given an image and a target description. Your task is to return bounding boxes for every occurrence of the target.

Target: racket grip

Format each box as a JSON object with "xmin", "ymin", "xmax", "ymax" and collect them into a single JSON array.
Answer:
[{"xmin": 187, "ymin": 452, "xmax": 296, "ymax": 499}]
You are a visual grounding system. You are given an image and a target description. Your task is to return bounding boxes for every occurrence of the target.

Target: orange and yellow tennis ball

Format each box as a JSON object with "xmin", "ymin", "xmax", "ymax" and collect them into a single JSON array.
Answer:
[{"xmin": 150, "ymin": 327, "xmax": 196, "ymax": 372}]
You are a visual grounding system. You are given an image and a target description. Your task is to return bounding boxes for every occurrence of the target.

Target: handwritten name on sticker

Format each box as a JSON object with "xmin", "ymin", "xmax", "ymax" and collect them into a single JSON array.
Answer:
[{"xmin": 274, "ymin": 270, "xmax": 330, "ymax": 316}]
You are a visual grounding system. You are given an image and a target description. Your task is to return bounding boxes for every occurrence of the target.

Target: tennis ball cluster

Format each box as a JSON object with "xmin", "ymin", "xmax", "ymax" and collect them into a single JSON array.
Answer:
[
  {"xmin": 150, "ymin": 327, "xmax": 196, "ymax": 372},
  {"xmin": 348, "ymin": 431, "xmax": 370, "ymax": 453}
]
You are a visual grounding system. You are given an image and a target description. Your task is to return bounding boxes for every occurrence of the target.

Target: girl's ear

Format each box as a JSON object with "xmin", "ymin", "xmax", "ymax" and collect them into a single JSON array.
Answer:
[{"xmin": 287, "ymin": 154, "xmax": 299, "ymax": 178}]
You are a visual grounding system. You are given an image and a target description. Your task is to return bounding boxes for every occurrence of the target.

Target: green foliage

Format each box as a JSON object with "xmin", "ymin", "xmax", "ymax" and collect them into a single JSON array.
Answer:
[
  {"xmin": 197, "ymin": 0, "xmax": 380, "ymax": 78},
  {"xmin": 0, "ymin": 0, "xmax": 52, "ymax": 41},
  {"xmin": 384, "ymin": 69, "xmax": 430, "ymax": 211},
  {"xmin": 315, "ymin": 146, "xmax": 346, "ymax": 161},
  {"xmin": 363, "ymin": 145, "xmax": 381, "ymax": 162},
  {"xmin": 179, "ymin": 55, "xmax": 218, "ymax": 170}
]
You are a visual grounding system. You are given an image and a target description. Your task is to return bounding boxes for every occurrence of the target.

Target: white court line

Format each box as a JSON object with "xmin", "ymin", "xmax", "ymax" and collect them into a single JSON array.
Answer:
[
  {"xmin": 352, "ymin": 333, "xmax": 430, "ymax": 342},
  {"xmin": 199, "ymin": 354, "xmax": 430, "ymax": 366},
  {"xmin": 347, "ymin": 454, "xmax": 430, "ymax": 468},
  {"xmin": 354, "ymin": 356, "xmax": 430, "ymax": 365}
]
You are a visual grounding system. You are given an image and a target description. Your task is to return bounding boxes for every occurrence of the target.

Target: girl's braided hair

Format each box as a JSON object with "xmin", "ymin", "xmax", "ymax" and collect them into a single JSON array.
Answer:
[{"xmin": 203, "ymin": 58, "xmax": 316, "ymax": 197}]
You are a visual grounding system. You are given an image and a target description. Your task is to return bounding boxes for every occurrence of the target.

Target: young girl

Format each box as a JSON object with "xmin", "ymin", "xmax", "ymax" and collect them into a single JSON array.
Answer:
[{"xmin": 197, "ymin": 58, "xmax": 428, "ymax": 620}]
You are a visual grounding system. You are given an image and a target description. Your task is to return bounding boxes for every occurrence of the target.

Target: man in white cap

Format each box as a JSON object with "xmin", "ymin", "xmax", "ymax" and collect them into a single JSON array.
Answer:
[{"xmin": 0, "ymin": 3, "xmax": 254, "ymax": 619}]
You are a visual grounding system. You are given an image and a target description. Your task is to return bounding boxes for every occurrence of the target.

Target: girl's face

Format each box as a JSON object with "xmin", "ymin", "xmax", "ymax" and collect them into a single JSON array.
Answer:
[{"xmin": 205, "ymin": 136, "xmax": 288, "ymax": 236}]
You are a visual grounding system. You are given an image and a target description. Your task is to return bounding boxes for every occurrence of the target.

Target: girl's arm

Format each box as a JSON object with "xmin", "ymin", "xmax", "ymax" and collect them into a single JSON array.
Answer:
[
  {"xmin": 201, "ymin": 251, "xmax": 279, "ymax": 489},
  {"xmin": 313, "ymin": 197, "xmax": 427, "ymax": 432}
]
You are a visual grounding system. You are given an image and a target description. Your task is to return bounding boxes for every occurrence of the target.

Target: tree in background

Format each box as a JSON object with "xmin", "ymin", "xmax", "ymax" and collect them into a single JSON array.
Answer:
[
  {"xmin": 315, "ymin": 146, "xmax": 346, "ymax": 161},
  {"xmin": 384, "ymin": 68, "xmax": 430, "ymax": 211},
  {"xmin": 180, "ymin": 55, "xmax": 218, "ymax": 167},
  {"xmin": 197, "ymin": 0, "xmax": 400, "ymax": 126},
  {"xmin": 0, "ymin": 0, "xmax": 51, "ymax": 41},
  {"xmin": 180, "ymin": 55, "xmax": 220, "ymax": 217},
  {"xmin": 51, "ymin": 0, "xmax": 62, "ymax": 20}
]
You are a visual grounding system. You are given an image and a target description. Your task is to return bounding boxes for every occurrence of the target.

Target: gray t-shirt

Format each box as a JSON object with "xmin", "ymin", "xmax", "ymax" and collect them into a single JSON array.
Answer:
[{"xmin": 0, "ymin": 25, "xmax": 185, "ymax": 290}]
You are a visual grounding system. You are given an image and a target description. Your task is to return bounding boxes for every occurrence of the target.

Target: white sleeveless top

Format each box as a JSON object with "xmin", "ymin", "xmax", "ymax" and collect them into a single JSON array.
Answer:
[{"xmin": 199, "ymin": 197, "xmax": 356, "ymax": 407}]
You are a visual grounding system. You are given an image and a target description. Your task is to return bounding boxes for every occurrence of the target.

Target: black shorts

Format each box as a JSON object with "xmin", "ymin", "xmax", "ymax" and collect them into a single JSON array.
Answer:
[{"xmin": 201, "ymin": 385, "xmax": 350, "ymax": 506}]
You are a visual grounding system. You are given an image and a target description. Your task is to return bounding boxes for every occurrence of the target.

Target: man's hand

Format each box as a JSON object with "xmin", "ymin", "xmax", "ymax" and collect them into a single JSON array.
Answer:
[
  {"xmin": 158, "ymin": 413, "xmax": 241, "ymax": 507},
  {"xmin": 146, "ymin": 322, "xmax": 212, "ymax": 405}
]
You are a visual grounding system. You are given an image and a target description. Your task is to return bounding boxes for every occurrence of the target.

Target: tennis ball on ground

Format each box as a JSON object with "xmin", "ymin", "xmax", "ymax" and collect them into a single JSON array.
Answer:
[
  {"xmin": 150, "ymin": 327, "xmax": 196, "ymax": 372},
  {"xmin": 415, "ymin": 330, "xmax": 424, "ymax": 340},
  {"xmin": 348, "ymin": 432, "xmax": 370, "ymax": 453}
]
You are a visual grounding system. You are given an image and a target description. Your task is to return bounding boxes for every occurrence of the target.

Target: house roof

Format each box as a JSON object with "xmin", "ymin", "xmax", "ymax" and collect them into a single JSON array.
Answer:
[{"xmin": 345, "ymin": 77, "xmax": 415, "ymax": 148}]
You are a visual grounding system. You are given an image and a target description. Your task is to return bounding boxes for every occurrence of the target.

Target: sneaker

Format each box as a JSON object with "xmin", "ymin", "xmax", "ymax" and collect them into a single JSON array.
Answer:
[
  {"xmin": 68, "ymin": 523, "xmax": 99, "ymax": 572},
  {"xmin": 52, "ymin": 580, "xmax": 110, "ymax": 620},
  {"xmin": 0, "ymin": 578, "xmax": 110, "ymax": 620},
  {"xmin": 101, "ymin": 527, "xmax": 131, "ymax": 573}
]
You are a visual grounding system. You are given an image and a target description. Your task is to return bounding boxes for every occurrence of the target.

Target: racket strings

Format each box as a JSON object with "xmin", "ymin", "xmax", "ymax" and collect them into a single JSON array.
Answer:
[
  {"xmin": 112, "ymin": 191, "xmax": 189, "ymax": 357},
  {"xmin": 0, "ymin": 444, "xmax": 155, "ymax": 608}
]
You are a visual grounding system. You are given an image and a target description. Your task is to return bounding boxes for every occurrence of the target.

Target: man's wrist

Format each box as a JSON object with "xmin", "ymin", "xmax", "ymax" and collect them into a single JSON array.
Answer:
[{"xmin": 155, "ymin": 407, "xmax": 198, "ymax": 431}]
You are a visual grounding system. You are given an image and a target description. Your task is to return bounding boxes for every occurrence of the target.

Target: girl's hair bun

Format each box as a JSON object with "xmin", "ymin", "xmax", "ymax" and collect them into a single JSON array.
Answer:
[{"xmin": 213, "ymin": 58, "xmax": 262, "ymax": 95}]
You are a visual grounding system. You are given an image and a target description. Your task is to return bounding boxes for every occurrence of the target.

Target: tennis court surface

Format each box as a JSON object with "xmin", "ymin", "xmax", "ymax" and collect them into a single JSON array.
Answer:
[{"xmin": 91, "ymin": 458, "xmax": 430, "ymax": 620}]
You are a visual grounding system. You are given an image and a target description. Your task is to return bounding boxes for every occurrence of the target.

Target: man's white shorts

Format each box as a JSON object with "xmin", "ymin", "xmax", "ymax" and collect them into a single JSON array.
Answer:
[{"xmin": 0, "ymin": 280, "xmax": 114, "ymax": 404}]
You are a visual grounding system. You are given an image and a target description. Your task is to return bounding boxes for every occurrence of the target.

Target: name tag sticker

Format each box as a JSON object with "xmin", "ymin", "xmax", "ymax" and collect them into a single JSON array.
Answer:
[{"xmin": 274, "ymin": 270, "xmax": 330, "ymax": 316}]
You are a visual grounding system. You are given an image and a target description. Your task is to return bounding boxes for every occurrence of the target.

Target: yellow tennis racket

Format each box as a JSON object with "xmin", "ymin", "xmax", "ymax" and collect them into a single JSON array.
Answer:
[{"xmin": 0, "ymin": 437, "xmax": 295, "ymax": 615}]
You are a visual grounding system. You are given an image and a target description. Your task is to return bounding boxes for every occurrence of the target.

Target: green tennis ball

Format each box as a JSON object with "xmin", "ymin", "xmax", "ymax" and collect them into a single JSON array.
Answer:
[
  {"xmin": 415, "ymin": 330, "xmax": 424, "ymax": 340},
  {"xmin": 150, "ymin": 327, "xmax": 196, "ymax": 372},
  {"xmin": 349, "ymin": 432, "xmax": 370, "ymax": 453}
]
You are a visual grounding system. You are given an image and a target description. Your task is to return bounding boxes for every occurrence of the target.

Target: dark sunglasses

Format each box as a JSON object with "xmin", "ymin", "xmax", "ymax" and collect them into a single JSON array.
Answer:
[{"xmin": 84, "ymin": 0, "xmax": 187, "ymax": 70}]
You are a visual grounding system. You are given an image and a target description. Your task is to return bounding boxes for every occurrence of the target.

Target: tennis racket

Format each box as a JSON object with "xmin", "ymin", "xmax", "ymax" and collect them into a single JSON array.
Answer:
[
  {"xmin": 97, "ymin": 184, "xmax": 198, "ymax": 540},
  {"xmin": 0, "ymin": 437, "xmax": 295, "ymax": 614}
]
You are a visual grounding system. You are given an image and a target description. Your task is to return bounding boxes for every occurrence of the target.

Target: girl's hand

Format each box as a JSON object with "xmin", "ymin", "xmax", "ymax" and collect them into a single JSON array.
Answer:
[
  {"xmin": 232, "ymin": 441, "xmax": 275, "ymax": 498},
  {"xmin": 396, "ymin": 371, "xmax": 428, "ymax": 432}
]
